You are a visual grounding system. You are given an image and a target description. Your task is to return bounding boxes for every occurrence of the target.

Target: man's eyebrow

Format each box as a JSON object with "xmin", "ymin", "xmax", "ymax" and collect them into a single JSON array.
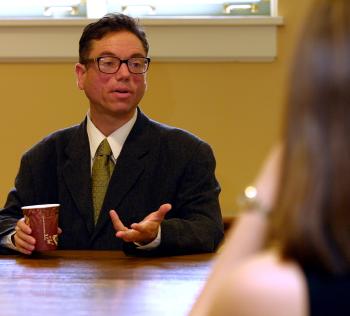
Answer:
[
  {"xmin": 130, "ymin": 53, "xmax": 147, "ymax": 58},
  {"xmin": 97, "ymin": 51, "xmax": 146, "ymax": 58},
  {"xmin": 94, "ymin": 50, "xmax": 116, "ymax": 57}
]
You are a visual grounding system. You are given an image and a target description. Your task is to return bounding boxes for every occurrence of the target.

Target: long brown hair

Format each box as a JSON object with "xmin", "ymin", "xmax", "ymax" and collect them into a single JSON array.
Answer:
[{"xmin": 269, "ymin": 0, "xmax": 350, "ymax": 274}]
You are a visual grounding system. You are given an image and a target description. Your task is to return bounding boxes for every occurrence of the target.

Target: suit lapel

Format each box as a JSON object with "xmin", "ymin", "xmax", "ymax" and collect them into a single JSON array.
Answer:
[
  {"xmin": 62, "ymin": 119, "xmax": 95, "ymax": 235},
  {"xmin": 92, "ymin": 110, "xmax": 153, "ymax": 237}
]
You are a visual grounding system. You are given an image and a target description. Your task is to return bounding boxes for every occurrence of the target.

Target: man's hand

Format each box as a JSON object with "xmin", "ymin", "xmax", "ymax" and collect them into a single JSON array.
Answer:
[
  {"xmin": 14, "ymin": 218, "xmax": 62, "ymax": 255},
  {"xmin": 109, "ymin": 203, "xmax": 172, "ymax": 245},
  {"xmin": 14, "ymin": 218, "xmax": 35, "ymax": 255}
]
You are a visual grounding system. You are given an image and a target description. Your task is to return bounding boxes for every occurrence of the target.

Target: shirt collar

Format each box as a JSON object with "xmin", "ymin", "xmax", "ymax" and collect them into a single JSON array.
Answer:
[{"xmin": 86, "ymin": 110, "xmax": 137, "ymax": 160}]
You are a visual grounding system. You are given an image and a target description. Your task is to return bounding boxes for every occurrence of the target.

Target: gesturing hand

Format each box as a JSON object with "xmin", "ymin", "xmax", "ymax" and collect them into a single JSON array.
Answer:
[{"xmin": 109, "ymin": 203, "xmax": 172, "ymax": 245}]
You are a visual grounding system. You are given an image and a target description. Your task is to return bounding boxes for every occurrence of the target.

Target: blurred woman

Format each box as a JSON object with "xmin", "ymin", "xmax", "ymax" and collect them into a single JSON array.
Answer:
[{"xmin": 191, "ymin": 0, "xmax": 350, "ymax": 315}]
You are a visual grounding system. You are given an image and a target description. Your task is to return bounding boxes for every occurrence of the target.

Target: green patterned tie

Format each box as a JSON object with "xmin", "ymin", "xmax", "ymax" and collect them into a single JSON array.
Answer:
[{"xmin": 92, "ymin": 138, "xmax": 115, "ymax": 224}]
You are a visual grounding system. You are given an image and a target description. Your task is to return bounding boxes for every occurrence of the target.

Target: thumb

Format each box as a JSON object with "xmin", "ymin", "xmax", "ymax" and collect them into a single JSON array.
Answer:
[{"xmin": 150, "ymin": 203, "xmax": 172, "ymax": 222}]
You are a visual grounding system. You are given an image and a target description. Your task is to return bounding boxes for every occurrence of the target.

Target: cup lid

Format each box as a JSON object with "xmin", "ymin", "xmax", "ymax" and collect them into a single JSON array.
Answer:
[{"xmin": 22, "ymin": 204, "xmax": 60, "ymax": 210}]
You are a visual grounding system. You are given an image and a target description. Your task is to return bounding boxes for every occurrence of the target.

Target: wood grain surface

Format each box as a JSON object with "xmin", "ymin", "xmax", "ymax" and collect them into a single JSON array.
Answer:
[{"xmin": 0, "ymin": 251, "xmax": 214, "ymax": 316}]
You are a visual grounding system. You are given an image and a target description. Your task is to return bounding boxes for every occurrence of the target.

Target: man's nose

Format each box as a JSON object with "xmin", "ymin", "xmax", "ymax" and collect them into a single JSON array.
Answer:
[{"xmin": 115, "ymin": 62, "xmax": 131, "ymax": 78}]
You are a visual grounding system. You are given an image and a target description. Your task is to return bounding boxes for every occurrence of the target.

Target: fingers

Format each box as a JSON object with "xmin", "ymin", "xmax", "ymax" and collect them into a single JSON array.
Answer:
[
  {"xmin": 17, "ymin": 217, "xmax": 32, "ymax": 234},
  {"xmin": 111, "ymin": 204, "xmax": 171, "ymax": 244},
  {"xmin": 130, "ymin": 220, "xmax": 156, "ymax": 233},
  {"xmin": 14, "ymin": 218, "xmax": 35, "ymax": 255},
  {"xmin": 156, "ymin": 203, "xmax": 172, "ymax": 219},
  {"xmin": 253, "ymin": 145, "xmax": 282, "ymax": 210},
  {"xmin": 109, "ymin": 210, "xmax": 128, "ymax": 232},
  {"xmin": 145, "ymin": 203, "xmax": 172, "ymax": 222},
  {"xmin": 109, "ymin": 210, "xmax": 142, "ymax": 242},
  {"xmin": 128, "ymin": 203, "xmax": 171, "ymax": 235},
  {"xmin": 115, "ymin": 229, "xmax": 141, "ymax": 242}
]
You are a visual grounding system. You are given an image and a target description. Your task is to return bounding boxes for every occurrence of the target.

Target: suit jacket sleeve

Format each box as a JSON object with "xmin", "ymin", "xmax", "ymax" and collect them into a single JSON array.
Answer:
[
  {"xmin": 0, "ymin": 154, "xmax": 35, "ymax": 252},
  {"xmin": 124, "ymin": 140, "xmax": 224, "ymax": 256}
]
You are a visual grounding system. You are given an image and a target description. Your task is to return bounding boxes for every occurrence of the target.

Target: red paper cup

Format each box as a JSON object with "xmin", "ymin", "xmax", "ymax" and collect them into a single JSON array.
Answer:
[{"xmin": 22, "ymin": 204, "xmax": 59, "ymax": 251}]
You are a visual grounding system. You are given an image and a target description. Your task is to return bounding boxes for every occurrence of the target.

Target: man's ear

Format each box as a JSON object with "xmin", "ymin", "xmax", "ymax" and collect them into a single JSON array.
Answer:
[{"xmin": 75, "ymin": 63, "xmax": 86, "ymax": 90}]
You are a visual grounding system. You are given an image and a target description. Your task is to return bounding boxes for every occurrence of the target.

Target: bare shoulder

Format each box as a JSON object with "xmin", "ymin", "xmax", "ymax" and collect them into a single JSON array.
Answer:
[{"xmin": 211, "ymin": 251, "xmax": 308, "ymax": 316}]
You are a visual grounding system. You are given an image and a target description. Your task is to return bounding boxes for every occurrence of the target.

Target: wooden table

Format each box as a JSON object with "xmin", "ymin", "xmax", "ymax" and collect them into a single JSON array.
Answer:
[{"xmin": 0, "ymin": 251, "xmax": 214, "ymax": 316}]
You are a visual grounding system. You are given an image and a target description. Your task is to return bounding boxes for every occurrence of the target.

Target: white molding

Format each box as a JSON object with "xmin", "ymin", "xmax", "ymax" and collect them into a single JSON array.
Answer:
[{"xmin": 0, "ymin": 16, "xmax": 283, "ymax": 62}]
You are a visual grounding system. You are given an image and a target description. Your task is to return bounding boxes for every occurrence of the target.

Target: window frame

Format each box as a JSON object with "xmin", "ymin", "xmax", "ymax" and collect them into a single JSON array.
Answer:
[{"xmin": 0, "ymin": 15, "xmax": 283, "ymax": 63}]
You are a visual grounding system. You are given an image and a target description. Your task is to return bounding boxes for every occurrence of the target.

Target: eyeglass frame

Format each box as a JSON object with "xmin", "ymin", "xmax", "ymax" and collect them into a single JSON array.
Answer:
[{"xmin": 82, "ymin": 56, "xmax": 151, "ymax": 74}]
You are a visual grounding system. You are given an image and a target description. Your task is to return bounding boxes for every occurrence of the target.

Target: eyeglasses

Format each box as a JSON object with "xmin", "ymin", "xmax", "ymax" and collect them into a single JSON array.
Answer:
[{"xmin": 84, "ymin": 56, "xmax": 151, "ymax": 74}]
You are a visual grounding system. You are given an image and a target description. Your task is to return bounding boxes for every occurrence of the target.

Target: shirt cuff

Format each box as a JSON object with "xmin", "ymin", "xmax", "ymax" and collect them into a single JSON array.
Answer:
[
  {"xmin": 0, "ymin": 231, "xmax": 18, "ymax": 251},
  {"xmin": 134, "ymin": 226, "xmax": 161, "ymax": 250}
]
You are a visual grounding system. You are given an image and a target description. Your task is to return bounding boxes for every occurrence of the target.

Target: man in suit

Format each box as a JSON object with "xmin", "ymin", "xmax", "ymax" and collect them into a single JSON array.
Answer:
[{"xmin": 0, "ymin": 13, "xmax": 223, "ymax": 256}]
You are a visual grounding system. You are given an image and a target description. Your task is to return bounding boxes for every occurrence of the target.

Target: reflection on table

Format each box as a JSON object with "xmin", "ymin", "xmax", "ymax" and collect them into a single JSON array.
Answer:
[{"xmin": 0, "ymin": 250, "xmax": 214, "ymax": 316}]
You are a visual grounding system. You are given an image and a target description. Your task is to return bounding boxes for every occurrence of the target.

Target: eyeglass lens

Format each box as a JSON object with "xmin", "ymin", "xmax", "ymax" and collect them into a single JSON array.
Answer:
[{"xmin": 98, "ymin": 56, "xmax": 149, "ymax": 74}]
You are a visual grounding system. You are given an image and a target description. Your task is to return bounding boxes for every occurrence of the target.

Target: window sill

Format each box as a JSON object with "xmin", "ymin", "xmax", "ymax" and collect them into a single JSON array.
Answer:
[{"xmin": 0, "ymin": 16, "xmax": 283, "ymax": 62}]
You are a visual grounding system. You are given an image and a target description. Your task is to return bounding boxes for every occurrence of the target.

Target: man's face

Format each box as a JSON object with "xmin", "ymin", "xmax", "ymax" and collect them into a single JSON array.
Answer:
[{"xmin": 76, "ymin": 31, "xmax": 147, "ymax": 121}]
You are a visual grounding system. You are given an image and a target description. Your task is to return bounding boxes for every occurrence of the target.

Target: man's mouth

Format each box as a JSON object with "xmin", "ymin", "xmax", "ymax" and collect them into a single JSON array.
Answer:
[
  {"xmin": 113, "ymin": 88, "xmax": 130, "ymax": 94},
  {"xmin": 111, "ymin": 88, "xmax": 132, "ymax": 98}
]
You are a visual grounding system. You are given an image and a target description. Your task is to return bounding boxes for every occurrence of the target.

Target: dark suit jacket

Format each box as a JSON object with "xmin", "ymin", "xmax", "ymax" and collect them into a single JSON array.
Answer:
[{"xmin": 0, "ymin": 110, "xmax": 223, "ymax": 255}]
